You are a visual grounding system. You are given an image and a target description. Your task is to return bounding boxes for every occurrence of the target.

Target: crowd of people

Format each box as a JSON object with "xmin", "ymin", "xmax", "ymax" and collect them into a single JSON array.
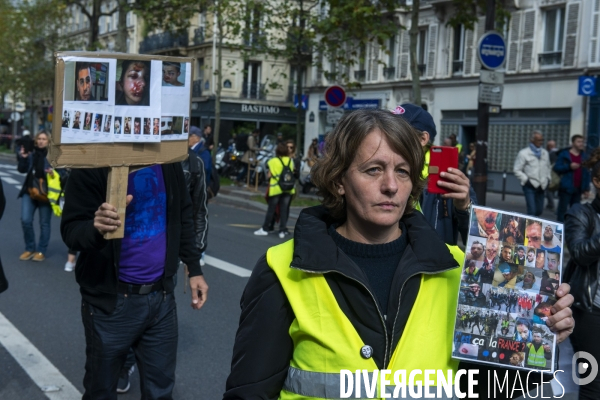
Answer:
[{"xmin": 6, "ymin": 102, "xmax": 599, "ymax": 399}]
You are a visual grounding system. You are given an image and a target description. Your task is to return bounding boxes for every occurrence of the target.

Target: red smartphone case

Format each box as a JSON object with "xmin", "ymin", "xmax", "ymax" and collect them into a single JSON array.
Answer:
[{"xmin": 427, "ymin": 146, "xmax": 459, "ymax": 194}]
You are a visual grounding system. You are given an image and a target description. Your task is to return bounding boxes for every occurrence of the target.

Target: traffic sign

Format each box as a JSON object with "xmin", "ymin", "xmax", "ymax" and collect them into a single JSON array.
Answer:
[
  {"xmin": 15, "ymin": 102, "xmax": 26, "ymax": 112},
  {"xmin": 293, "ymin": 94, "xmax": 308, "ymax": 109},
  {"xmin": 478, "ymin": 84, "xmax": 503, "ymax": 105},
  {"xmin": 324, "ymin": 85, "xmax": 346, "ymax": 108},
  {"xmin": 578, "ymin": 76, "xmax": 597, "ymax": 96},
  {"xmin": 477, "ymin": 32, "xmax": 506, "ymax": 70},
  {"xmin": 480, "ymin": 70, "xmax": 504, "ymax": 84},
  {"xmin": 326, "ymin": 106, "xmax": 344, "ymax": 124},
  {"xmin": 10, "ymin": 112, "xmax": 21, "ymax": 122}
]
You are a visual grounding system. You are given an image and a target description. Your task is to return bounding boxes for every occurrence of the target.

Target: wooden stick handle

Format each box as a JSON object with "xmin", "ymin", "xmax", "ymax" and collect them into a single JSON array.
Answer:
[{"xmin": 103, "ymin": 166, "xmax": 129, "ymax": 240}]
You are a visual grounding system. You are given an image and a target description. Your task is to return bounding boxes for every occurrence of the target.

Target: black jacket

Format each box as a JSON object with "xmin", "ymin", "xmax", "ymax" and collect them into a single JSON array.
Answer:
[
  {"xmin": 224, "ymin": 206, "xmax": 545, "ymax": 399},
  {"xmin": 564, "ymin": 202, "xmax": 600, "ymax": 311},
  {"xmin": 182, "ymin": 149, "xmax": 209, "ymax": 253},
  {"xmin": 60, "ymin": 164, "xmax": 202, "ymax": 314}
]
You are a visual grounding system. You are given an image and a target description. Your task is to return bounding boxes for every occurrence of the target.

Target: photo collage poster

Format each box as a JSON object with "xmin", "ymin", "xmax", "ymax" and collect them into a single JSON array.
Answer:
[
  {"xmin": 452, "ymin": 206, "xmax": 563, "ymax": 373},
  {"xmin": 60, "ymin": 56, "xmax": 191, "ymax": 144}
]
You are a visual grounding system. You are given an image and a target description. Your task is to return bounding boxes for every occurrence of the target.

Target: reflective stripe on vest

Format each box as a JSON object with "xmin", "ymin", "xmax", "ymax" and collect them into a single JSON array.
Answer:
[
  {"xmin": 46, "ymin": 172, "xmax": 62, "ymax": 216},
  {"xmin": 267, "ymin": 240, "xmax": 463, "ymax": 400},
  {"xmin": 526, "ymin": 343, "xmax": 547, "ymax": 367}
]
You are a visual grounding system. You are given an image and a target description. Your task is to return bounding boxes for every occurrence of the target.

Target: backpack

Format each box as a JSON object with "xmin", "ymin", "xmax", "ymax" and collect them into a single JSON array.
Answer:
[
  {"xmin": 548, "ymin": 163, "xmax": 560, "ymax": 191},
  {"xmin": 277, "ymin": 157, "xmax": 295, "ymax": 192},
  {"xmin": 235, "ymin": 133, "xmax": 250, "ymax": 152},
  {"xmin": 207, "ymin": 168, "xmax": 220, "ymax": 199}
]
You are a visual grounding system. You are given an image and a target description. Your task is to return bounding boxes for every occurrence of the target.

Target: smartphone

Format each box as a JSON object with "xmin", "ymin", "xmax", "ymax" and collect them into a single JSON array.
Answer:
[{"xmin": 427, "ymin": 146, "xmax": 459, "ymax": 194}]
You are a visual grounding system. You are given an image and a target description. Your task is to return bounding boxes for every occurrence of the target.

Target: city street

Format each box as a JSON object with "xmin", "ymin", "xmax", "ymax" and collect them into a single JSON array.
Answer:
[
  {"xmin": 0, "ymin": 160, "xmax": 295, "ymax": 399},
  {"xmin": 0, "ymin": 160, "xmax": 579, "ymax": 399}
]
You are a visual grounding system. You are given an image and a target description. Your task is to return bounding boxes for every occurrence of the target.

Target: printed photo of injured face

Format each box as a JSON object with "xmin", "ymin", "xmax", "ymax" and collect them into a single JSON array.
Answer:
[
  {"xmin": 116, "ymin": 60, "xmax": 151, "ymax": 106},
  {"xmin": 162, "ymin": 61, "xmax": 185, "ymax": 86},
  {"xmin": 470, "ymin": 208, "xmax": 501, "ymax": 240}
]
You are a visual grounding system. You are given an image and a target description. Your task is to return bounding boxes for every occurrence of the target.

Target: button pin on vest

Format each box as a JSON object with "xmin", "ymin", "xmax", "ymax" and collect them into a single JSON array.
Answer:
[{"xmin": 360, "ymin": 345, "xmax": 373, "ymax": 359}]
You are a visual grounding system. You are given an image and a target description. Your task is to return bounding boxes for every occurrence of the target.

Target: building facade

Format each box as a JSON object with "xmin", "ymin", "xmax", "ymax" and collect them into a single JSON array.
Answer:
[
  {"xmin": 304, "ymin": 0, "xmax": 597, "ymax": 192},
  {"xmin": 138, "ymin": 12, "xmax": 298, "ymax": 145}
]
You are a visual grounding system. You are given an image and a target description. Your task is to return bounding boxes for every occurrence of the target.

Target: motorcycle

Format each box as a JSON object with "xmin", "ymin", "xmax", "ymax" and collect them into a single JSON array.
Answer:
[{"xmin": 249, "ymin": 135, "xmax": 276, "ymax": 186}]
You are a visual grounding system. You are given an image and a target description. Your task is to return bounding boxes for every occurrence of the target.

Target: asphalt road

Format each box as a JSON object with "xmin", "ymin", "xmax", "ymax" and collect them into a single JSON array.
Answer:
[
  {"xmin": 0, "ymin": 160, "xmax": 295, "ymax": 399},
  {"xmin": 0, "ymin": 159, "xmax": 581, "ymax": 399}
]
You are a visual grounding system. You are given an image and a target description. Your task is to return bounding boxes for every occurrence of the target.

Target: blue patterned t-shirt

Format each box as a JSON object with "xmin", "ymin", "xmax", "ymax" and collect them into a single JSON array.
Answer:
[{"xmin": 119, "ymin": 165, "xmax": 167, "ymax": 284}]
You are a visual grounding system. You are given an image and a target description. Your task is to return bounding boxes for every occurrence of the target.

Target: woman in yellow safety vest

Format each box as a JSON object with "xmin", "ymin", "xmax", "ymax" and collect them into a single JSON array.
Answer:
[{"xmin": 224, "ymin": 109, "xmax": 575, "ymax": 399}]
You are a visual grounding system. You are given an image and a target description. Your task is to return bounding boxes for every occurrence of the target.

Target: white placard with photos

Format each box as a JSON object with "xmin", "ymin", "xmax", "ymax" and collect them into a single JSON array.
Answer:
[
  {"xmin": 59, "ymin": 56, "xmax": 191, "ymax": 144},
  {"xmin": 452, "ymin": 206, "xmax": 563, "ymax": 373}
]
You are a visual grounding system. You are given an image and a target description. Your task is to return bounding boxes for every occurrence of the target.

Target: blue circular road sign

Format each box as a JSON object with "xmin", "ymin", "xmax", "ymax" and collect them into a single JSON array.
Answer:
[
  {"xmin": 324, "ymin": 85, "xmax": 346, "ymax": 108},
  {"xmin": 478, "ymin": 32, "xmax": 506, "ymax": 70}
]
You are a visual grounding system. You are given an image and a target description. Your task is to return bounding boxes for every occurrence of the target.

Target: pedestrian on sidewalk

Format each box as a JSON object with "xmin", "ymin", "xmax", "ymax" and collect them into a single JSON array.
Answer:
[
  {"xmin": 554, "ymin": 134, "xmax": 590, "ymax": 222},
  {"xmin": 61, "ymin": 163, "xmax": 208, "ymax": 399},
  {"xmin": 254, "ymin": 142, "xmax": 295, "ymax": 238},
  {"xmin": 513, "ymin": 131, "xmax": 552, "ymax": 217},
  {"xmin": 17, "ymin": 131, "xmax": 56, "ymax": 262}
]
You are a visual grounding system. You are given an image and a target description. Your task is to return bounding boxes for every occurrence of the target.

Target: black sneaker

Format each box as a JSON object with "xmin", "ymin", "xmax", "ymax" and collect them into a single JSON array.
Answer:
[{"xmin": 116, "ymin": 365, "xmax": 134, "ymax": 394}]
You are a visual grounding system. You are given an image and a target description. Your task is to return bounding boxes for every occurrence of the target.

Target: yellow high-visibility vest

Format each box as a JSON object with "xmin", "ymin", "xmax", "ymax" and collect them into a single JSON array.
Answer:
[
  {"xmin": 526, "ymin": 343, "xmax": 547, "ymax": 368},
  {"xmin": 267, "ymin": 239, "xmax": 464, "ymax": 399},
  {"xmin": 47, "ymin": 172, "xmax": 62, "ymax": 217}
]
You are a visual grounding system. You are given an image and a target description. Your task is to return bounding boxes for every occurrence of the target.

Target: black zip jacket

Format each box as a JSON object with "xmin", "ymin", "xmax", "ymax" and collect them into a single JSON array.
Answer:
[
  {"xmin": 224, "ymin": 206, "xmax": 546, "ymax": 399},
  {"xmin": 564, "ymin": 202, "xmax": 600, "ymax": 311},
  {"xmin": 61, "ymin": 164, "xmax": 202, "ymax": 314},
  {"xmin": 182, "ymin": 149, "xmax": 209, "ymax": 253}
]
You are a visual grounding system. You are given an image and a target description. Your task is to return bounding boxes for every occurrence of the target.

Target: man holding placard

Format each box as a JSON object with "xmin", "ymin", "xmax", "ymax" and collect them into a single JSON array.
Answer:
[{"xmin": 61, "ymin": 163, "xmax": 208, "ymax": 398}]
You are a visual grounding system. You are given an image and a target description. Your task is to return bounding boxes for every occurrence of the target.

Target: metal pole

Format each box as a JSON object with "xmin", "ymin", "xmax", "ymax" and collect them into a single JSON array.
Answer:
[
  {"xmin": 502, "ymin": 170, "xmax": 507, "ymax": 201},
  {"xmin": 473, "ymin": 0, "xmax": 495, "ymax": 206}
]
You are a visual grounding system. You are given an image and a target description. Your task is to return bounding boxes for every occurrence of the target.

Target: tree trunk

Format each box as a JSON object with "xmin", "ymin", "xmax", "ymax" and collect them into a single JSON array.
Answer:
[
  {"xmin": 409, "ymin": 0, "xmax": 421, "ymax": 106},
  {"xmin": 213, "ymin": 6, "xmax": 223, "ymax": 161},
  {"xmin": 295, "ymin": 67, "xmax": 303, "ymax": 152},
  {"xmin": 89, "ymin": 0, "xmax": 101, "ymax": 50},
  {"xmin": 115, "ymin": 0, "xmax": 128, "ymax": 52}
]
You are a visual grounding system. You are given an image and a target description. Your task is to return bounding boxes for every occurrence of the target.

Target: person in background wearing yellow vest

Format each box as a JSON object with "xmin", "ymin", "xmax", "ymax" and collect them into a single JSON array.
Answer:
[
  {"xmin": 524, "ymin": 332, "xmax": 552, "ymax": 369},
  {"xmin": 393, "ymin": 104, "xmax": 475, "ymax": 246},
  {"xmin": 16, "ymin": 131, "xmax": 57, "ymax": 262},
  {"xmin": 224, "ymin": 109, "xmax": 575, "ymax": 399}
]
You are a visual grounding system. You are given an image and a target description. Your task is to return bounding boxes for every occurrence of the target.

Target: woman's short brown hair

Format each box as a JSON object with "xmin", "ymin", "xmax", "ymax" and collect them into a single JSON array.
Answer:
[
  {"xmin": 275, "ymin": 142, "xmax": 288, "ymax": 157},
  {"xmin": 311, "ymin": 109, "xmax": 425, "ymax": 220}
]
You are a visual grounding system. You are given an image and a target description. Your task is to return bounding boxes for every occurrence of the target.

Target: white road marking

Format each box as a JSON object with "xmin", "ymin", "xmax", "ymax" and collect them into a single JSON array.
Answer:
[
  {"xmin": 0, "ymin": 171, "xmax": 10, "ymax": 176},
  {"xmin": 0, "ymin": 311, "xmax": 82, "ymax": 399},
  {"xmin": 204, "ymin": 255, "xmax": 252, "ymax": 277},
  {"xmin": 0, "ymin": 164, "xmax": 16, "ymax": 169},
  {"xmin": 1, "ymin": 176, "xmax": 20, "ymax": 185},
  {"xmin": 8, "ymin": 169, "xmax": 25, "ymax": 175}
]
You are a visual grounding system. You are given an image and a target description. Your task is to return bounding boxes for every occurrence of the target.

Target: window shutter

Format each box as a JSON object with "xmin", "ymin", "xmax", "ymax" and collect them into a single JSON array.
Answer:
[
  {"xmin": 519, "ymin": 10, "xmax": 536, "ymax": 71},
  {"xmin": 463, "ymin": 28, "xmax": 475, "ymax": 76},
  {"xmin": 591, "ymin": 0, "xmax": 600, "ymax": 65},
  {"xmin": 445, "ymin": 26, "xmax": 452, "ymax": 77},
  {"xmin": 474, "ymin": 17, "xmax": 486, "ymax": 74},
  {"xmin": 426, "ymin": 24, "xmax": 438, "ymax": 78},
  {"xmin": 563, "ymin": 1, "xmax": 581, "ymax": 68},
  {"xmin": 398, "ymin": 29, "xmax": 411, "ymax": 79},
  {"xmin": 369, "ymin": 42, "xmax": 380, "ymax": 81},
  {"xmin": 506, "ymin": 11, "xmax": 522, "ymax": 73}
]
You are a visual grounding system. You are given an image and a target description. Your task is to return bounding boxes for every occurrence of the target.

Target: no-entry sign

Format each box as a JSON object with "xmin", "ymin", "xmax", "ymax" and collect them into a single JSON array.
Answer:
[{"xmin": 324, "ymin": 85, "xmax": 346, "ymax": 108}]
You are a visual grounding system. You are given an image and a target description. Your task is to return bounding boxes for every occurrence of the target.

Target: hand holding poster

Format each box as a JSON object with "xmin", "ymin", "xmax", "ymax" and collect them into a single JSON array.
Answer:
[{"xmin": 453, "ymin": 206, "xmax": 563, "ymax": 373}]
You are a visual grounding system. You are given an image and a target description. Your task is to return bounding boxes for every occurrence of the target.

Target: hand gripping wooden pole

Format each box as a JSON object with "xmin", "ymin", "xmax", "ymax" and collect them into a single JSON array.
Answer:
[{"xmin": 104, "ymin": 166, "xmax": 129, "ymax": 240}]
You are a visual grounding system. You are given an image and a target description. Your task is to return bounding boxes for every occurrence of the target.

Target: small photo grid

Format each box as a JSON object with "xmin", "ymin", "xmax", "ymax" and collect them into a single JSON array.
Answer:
[
  {"xmin": 71, "ymin": 111, "xmax": 82, "ymax": 130},
  {"xmin": 160, "ymin": 116, "xmax": 183, "ymax": 136},
  {"xmin": 153, "ymin": 118, "xmax": 160, "ymax": 135},
  {"xmin": 454, "ymin": 206, "xmax": 564, "ymax": 372},
  {"xmin": 114, "ymin": 117, "xmax": 122, "ymax": 134},
  {"xmin": 123, "ymin": 117, "xmax": 132, "ymax": 134}
]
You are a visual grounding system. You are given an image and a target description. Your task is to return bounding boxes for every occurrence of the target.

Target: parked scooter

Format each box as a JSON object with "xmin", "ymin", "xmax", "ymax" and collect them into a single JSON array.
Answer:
[{"xmin": 249, "ymin": 134, "xmax": 276, "ymax": 186}]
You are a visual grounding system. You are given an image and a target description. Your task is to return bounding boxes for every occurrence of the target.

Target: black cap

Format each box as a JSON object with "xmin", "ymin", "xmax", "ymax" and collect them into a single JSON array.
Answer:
[{"xmin": 392, "ymin": 104, "xmax": 437, "ymax": 141}]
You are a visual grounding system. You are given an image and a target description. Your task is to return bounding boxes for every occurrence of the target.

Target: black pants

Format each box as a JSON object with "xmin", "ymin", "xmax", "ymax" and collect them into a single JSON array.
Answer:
[
  {"xmin": 262, "ymin": 193, "xmax": 292, "ymax": 233},
  {"xmin": 81, "ymin": 290, "xmax": 178, "ymax": 400},
  {"xmin": 570, "ymin": 306, "xmax": 600, "ymax": 400}
]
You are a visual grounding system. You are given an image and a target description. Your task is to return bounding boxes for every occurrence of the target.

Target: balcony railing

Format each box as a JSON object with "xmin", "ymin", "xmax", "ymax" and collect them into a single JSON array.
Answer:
[
  {"xmin": 193, "ymin": 28, "xmax": 205, "ymax": 45},
  {"xmin": 139, "ymin": 32, "xmax": 189, "ymax": 54},
  {"xmin": 192, "ymin": 79, "xmax": 203, "ymax": 97},
  {"xmin": 538, "ymin": 52, "xmax": 562, "ymax": 67},
  {"xmin": 354, "ymin": 69, "xmax": 366, "ymax": 82},
  {"xmin": 241, "ymin": 82, "xmax": 266, "ymax": 100},
  {"xmin": 383, "ymin": 67, "xmax": 395, "ymax": 80}
]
